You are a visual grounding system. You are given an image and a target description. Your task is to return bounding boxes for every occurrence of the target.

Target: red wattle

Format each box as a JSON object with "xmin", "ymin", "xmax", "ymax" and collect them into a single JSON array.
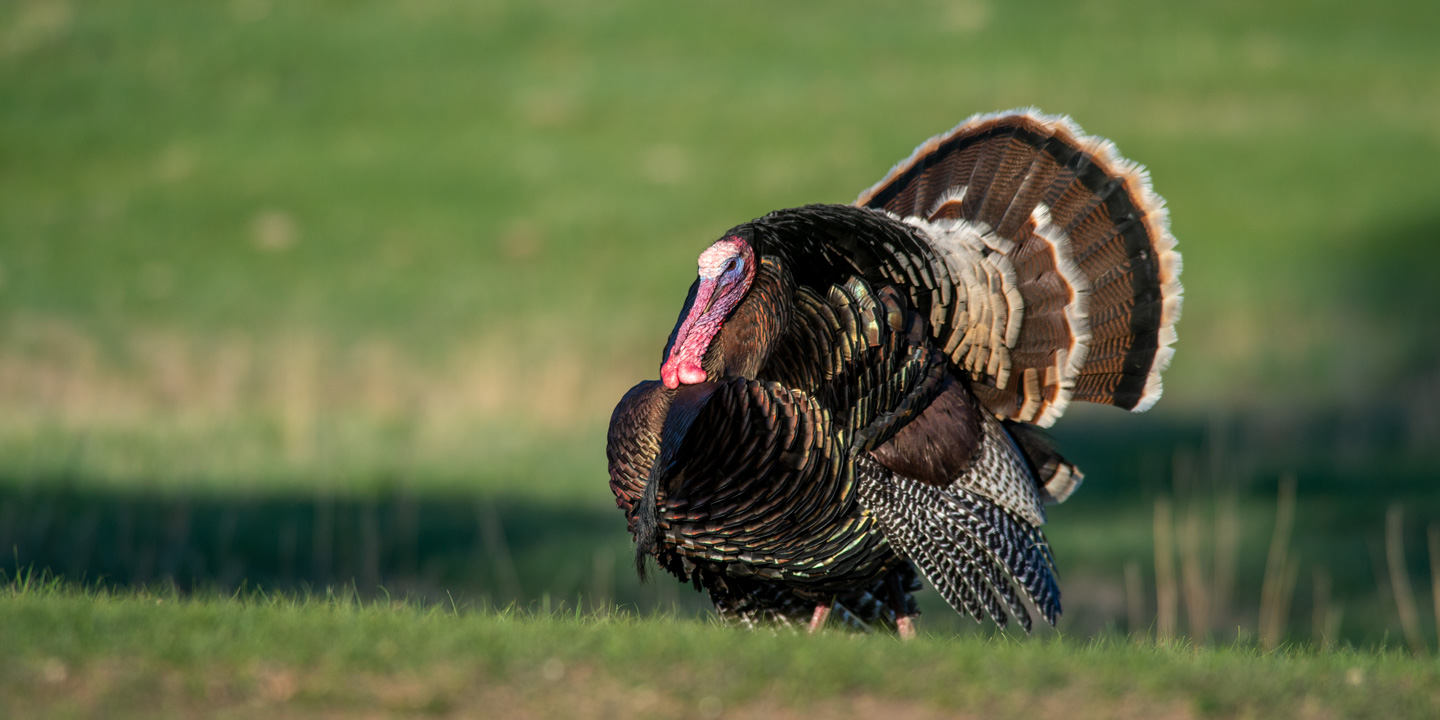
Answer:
[
  {"xmin": 677, "ymin": 360, "xmax": 707, "ymax": 385},
  {"xmin": 657, "ymin": 244, "xmax": 753, "ymax": 389},
  {"xmin": 660, "ymin": 357, "xmax": 705, "ymax": 389}
]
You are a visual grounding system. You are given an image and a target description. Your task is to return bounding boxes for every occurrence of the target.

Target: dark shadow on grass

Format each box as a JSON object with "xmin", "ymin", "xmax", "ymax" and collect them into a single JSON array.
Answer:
[
  {"xmin": 2, "ymin": 407, "xmax": 1437, "ymax": 643},
  {"xmin": 0, "ymin": 484, "xmax": 710, "ymax": 612}
]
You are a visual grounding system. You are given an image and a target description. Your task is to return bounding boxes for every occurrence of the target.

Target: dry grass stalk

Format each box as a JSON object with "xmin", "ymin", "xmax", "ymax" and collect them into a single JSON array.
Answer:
[
  {"xmin": 1259, "ymin": 474, "xmax": 1296, "ymax": 650},
  {"xmin": 1385, "ymin": 504, "xmax": 1426, "ymax": 654},
  {"xmin": 1178, "ymin": 504, "xmax": 1210, "ymax": 640},
  {"xmin": 1124, "ymin": 561, "xmax": 1146, "ymax": 637},
  {"xmin": 359, "ymin": 502, "xmax": 381, "ymax": 590},
  {"xmin": 1278, "ymin": 556, "xmax": 1300, "ymax": 647},
  {"xmin": 1430, "ymin": 524, "xmax": 1440, "ymax": 652},
  {"xmin": 1324, "ymin": 604, "xmax": 1345, "ymax": 647},
  {"xmin": 1312, "ymin": 565, "xmax": 1332, "ymax": 649},
  {"xmin": 311, "ymin": 498, "xmax": 334, "ymax": 582},
  {"xmin": 1153, "ymin": 496, "xmax": 1178, "ymax": 641},
  {"xmin": 590, "ymin": 546, "xmax": 615, "ymax": 614},
  {"xmin": 1211, "ymin": 490, "xmax": 1239, "ymax": 634}
]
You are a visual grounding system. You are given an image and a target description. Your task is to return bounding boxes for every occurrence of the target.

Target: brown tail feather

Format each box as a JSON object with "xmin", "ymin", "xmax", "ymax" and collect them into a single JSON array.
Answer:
[
  {"xmin": 1002, "ymin": 420, "xmax": 1084, "ymax": 504},
  {"xmin": 858, "ymin": 109, "xmax": 1181, "ymax": 424}
]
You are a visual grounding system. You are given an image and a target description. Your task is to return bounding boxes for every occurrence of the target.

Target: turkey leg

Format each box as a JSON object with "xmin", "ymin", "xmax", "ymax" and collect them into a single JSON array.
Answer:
[{"xmin": 807, "ymin": 603, "xmax": 830, "ymax": 633}]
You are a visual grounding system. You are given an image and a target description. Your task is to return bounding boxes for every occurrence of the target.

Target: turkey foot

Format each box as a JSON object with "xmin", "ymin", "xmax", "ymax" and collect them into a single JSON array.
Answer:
[{"xmin": 896, "ymin": 615, "xmax": 916, "ymax": 640}]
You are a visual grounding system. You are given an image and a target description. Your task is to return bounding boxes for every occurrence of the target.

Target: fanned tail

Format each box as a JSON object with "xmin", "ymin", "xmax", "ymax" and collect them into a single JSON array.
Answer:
[{"xmin": 857, "ymin": 109, "xmax": 1182, "ymax": 426}]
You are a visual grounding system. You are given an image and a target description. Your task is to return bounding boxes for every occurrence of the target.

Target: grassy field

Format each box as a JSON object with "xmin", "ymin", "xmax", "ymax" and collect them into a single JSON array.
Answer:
[
  {"xmin": 3, "ymin": 0, "xmax": 1440, "ymax": 714},
  {"xmin": 5, "ymin": 582, "xmax": 1440, "ymax": 720}
]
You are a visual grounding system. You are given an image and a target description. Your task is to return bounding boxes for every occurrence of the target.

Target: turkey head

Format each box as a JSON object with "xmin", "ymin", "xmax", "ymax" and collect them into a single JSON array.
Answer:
[
  {"xmin": 660, "ymin": 237, "xmax": 755, "ymax": 388},
  {"xmin": 659, "ymin": 235, "xmax": 794, "ymax": 389}
]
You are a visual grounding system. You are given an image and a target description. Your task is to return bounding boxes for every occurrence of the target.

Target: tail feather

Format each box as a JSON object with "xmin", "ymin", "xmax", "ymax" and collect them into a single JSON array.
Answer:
[
  {"xmin": 1003, "ymin": 420, "xmax": 1085, "ymax": 504},
  {"xmin": 858, "ymin": 109, "xmax": 1181, "ymax": 425},
  {"xmin": 993, "ymin": 137, "xmax": 1063, "ymax": 239}
]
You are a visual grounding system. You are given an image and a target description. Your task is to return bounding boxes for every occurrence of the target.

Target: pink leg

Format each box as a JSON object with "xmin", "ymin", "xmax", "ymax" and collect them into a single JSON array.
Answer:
[
  {"xmin": 896, "ymin": 615, "xmax": 916, "ymax": 640},
  {"xmin": 808, "ymin": 604, "xmax": 831, "ymax": 633}
]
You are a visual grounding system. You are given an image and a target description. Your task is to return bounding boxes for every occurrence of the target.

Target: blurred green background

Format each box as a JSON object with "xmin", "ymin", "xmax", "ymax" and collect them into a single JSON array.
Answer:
[{"xmin": 2, "ymin": 0, "xmax": 1438, "ymax": 645}]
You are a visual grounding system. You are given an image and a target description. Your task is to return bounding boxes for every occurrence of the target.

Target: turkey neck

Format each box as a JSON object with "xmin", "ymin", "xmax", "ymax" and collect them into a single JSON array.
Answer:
[{"xmin": 701, "ymin": 257, "xmax": 794, "ymax": 381}]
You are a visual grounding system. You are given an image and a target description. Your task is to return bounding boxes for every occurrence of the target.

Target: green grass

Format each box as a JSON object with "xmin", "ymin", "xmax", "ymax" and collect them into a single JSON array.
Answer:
[
  {"xmin": 3, "ymin": 0, "xmax": 1440, "ymax": 713},
  {"xmin": 3, "ymin": 0, "xmax": 1438, "ymax": 475},
  {"xmin": 4, "ymin": 582, "xmax": 1440, "ymax": 720},
  {"xmin": 3, "ymin": 0, "xmax": 1438, "ymax": 409}
]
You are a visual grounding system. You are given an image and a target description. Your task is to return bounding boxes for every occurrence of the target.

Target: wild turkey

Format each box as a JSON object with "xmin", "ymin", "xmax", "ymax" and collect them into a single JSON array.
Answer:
[{"xmin": 607, "ymin": 109, "xmax": 1182, "ymax": 635}]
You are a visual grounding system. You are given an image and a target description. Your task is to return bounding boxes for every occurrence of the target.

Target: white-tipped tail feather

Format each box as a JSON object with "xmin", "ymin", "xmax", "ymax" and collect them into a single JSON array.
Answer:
[{"xmin": 858, "ymin": 108, "xmax": 1182, "ymax": 424}]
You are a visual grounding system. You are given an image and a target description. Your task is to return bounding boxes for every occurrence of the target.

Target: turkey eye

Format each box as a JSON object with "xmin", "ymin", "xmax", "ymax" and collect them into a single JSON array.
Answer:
[{"xmin": 724, "ymin": 259, "xmax": 738, "ymax": 274}]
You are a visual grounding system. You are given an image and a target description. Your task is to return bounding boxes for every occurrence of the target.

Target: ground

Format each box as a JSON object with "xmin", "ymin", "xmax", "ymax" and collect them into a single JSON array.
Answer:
[{"xmin": 4, "ymin": 585, "xmax": 1438, "ymax": 719}]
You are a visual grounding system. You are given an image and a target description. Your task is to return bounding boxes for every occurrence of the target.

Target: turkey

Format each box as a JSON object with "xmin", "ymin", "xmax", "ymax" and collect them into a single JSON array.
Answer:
[{"xmin": 606, "ymin": 109, "xmax": 1182, "ymax": 635}]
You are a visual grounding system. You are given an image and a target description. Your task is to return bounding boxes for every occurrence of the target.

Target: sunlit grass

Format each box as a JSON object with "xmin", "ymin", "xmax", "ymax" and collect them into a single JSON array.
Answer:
[
  {"xmin": 3, "ymin": 581, "xmax": 1439, "ymax": 719},
  {"xmin": 2, "ymin": 0, "xmax": 1438, "ymax": 410}
]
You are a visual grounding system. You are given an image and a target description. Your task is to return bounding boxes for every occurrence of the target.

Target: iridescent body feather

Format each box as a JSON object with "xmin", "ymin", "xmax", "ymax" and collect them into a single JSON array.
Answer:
[{"xmin": 606, "ymin": 109, "xmax": 1182, "ymax": 632}]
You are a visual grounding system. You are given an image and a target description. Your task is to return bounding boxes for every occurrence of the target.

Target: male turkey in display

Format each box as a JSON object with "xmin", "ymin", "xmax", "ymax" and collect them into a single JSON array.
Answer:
[{"xmin": 606, "ymin": 109, "xmax": 1182, "ymax": 636}]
